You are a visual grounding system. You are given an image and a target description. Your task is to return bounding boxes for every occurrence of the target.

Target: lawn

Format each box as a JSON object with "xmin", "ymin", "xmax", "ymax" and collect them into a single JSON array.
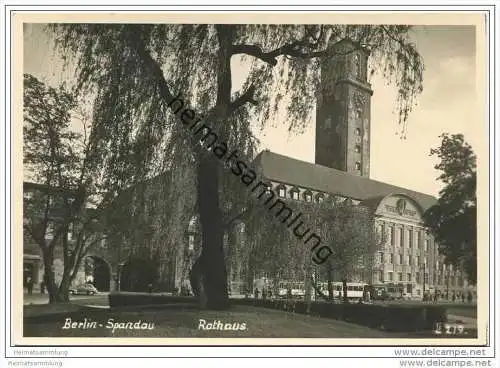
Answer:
[
  {"xmin": 24, "ymin": 304, "xmax": 390, "ymax": 338},
  {"xmin": 446, "ymin": 305, "xmax": 477, "ymax": 319}
]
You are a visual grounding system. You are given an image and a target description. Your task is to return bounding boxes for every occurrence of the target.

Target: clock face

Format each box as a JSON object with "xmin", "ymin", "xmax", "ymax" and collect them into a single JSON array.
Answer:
[{"xmin": 355, "ymin": 136, "xmax": 362, "ymax": 144}]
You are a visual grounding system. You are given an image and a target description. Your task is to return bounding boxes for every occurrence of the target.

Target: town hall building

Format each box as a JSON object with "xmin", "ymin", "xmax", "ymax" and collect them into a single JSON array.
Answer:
[{"xmin": 247, "ymin": 40, "xmax": 474, "ymax": 299}]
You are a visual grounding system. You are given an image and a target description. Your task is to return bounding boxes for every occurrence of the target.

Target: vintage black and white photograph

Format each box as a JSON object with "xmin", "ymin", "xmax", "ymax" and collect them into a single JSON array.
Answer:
[{"xmin": 18, "ymin": 13, "xmax": 486, "ymax": 344}]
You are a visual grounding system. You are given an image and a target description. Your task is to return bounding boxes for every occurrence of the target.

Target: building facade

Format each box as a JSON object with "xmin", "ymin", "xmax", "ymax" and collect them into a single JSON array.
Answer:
[{"xmin": 248, "ymin": 39, "xmax": 475, "ymax": 298}]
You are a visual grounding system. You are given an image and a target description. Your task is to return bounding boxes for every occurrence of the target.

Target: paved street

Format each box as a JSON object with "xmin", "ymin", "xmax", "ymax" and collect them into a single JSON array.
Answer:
[{"xmin": 23, "ymin": 292, "xmax": 109, "ymax": 307}]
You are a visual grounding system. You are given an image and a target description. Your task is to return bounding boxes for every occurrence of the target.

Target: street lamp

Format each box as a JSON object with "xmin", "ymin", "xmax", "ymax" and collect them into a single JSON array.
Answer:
[
  {"xmin": 421, "ymin": 263, "xmax": 426, "ymax": 301},
  {"xmin": 117, "ymin": 262, "xmax": 125, "ymax": 292}
]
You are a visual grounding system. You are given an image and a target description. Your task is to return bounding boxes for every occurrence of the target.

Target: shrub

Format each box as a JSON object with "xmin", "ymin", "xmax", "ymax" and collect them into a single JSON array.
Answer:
[
  {"xmin": 108, "ymin": 292, "xmax": 195, "ymax": 307},
  {"xmin": 233, "ymin": 298, "xmax": 446, "ymax": 332},
  {"xmin": 108, "ymin": 293, "xmax": 447, "ymax": 333}
]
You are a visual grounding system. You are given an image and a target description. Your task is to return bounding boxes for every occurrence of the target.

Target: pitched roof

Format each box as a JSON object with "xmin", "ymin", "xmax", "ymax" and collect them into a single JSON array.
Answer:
[{"xmin": 254, "ymin": 150, "xmax": 437, "ymax": 212}]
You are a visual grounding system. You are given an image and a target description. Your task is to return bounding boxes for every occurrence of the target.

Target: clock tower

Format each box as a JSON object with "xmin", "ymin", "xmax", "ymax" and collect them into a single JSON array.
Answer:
[{"xmin": 315, "ymin": 39, "xmax": 373, "ymax": 177}]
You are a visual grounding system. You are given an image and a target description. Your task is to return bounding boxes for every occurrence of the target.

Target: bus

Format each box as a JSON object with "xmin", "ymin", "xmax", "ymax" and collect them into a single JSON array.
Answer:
[
  {"xmin": 314, "ymin": 281, "xmax": 368, "ymax": 300},
  {"xmin": 278, "ymin": 281, "xmax": 305, "ymax": 298}
]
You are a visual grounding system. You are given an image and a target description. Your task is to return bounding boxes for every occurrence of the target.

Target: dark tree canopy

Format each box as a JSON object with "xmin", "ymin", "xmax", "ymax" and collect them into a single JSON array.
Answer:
[{"xmin": 424, "ymin": 133, "xmax": 477, "ymax": 284}]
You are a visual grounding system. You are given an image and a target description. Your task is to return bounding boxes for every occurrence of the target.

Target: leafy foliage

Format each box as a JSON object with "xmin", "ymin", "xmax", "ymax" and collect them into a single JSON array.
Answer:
[
  {"xmin": 23, "ymin": 74, "xmax": 106, "ymax": 302},
  {"xmin": 45, "ymin": 24, "xmax": 425, "ymax": 305},
  {"xmin": 424, "ymin": 134, "xmax": 477, "ymax": 284},
  {"xmin": 314, "ymin": 199, "xmax": 380, "ymax": 283}
]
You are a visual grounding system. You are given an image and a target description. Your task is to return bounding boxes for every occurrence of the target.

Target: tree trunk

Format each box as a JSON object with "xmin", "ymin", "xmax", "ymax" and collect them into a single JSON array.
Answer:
[
  {"xmin": 342, "ymin": 278, "xmax": 349, "ymax": 304},
  {"xmin": 304, "ymin": 260, "xmax": 313, "ymax": 312},
  {"xmin": 57, "ymin": 276, "xmax": 71, "ymax": 302},
  {"xmin": 193, "ymin": 154, "xmax": 229, "ymax": 310},
  {"xmin": 327, "ymin": 266, "xmax": 334, "ymax": 301},
  {"xmin": 42, "ymin": 249, "xmax": 63, "ymax": 303}
]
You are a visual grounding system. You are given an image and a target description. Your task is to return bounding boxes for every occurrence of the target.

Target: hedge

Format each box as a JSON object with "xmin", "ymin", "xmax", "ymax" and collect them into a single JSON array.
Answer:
[
  {"xmin": 108, "ymin": 292, "xmax": 196, "ymax": 307},
  {"xmin": 108, "ymin": 293, "xmax": 447, "ymax": 333},
  {"xmin": 232, "ymin": 298, "xmax": 447, "ymax": 332}
]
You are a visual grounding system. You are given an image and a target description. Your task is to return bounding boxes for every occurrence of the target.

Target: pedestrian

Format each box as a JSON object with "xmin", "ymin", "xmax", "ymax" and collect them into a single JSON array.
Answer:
[
  {"xmin": 433, "ymin": 292, "xmax": 438, "ymax": 303},
  {"xmin": 254, "ymin": 288, "xmax": 260, "ymax": 299},
  {"xmin": 467, "ymin": 291, "xmax": 473, "ymax": 303},
  {"xmin": 452, "ymin": 292, "xmax": 456, "ymax": 302},
  {"xmin": 461, "ymin": 292, "xmax": 465, "ymax": 303},
  {"xmin": 40, "ymin": 281, "xmax": 45, "ymax": 295},
  {"xmin": 26, "ymin": 277, "xmax": 33, "ymax": 295}
]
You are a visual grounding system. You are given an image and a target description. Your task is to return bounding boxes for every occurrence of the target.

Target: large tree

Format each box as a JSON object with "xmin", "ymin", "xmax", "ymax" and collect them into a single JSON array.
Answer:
[
  {"xmin": 23, "ymin": 74, "xmax": 107, "ymax": 302},
  {"xmin": 309, "ymin": 199, "xmax": 381, "ymax": 302},
  {"xmin": 49, "ymin": 24, "xmax": 424, "ymax": 309},
  {"xmin": 424, "ymin": 133, "xmax": 477, "ymax": 284}
]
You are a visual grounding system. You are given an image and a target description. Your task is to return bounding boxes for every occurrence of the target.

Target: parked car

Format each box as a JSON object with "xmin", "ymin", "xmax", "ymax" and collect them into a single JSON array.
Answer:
[
  {"xmin": 69, "ymin": 283, "xmax": 98, "ymax": 295},
  {"xmin": 400, "ymin": 292, "xmax": 413, "ymax": 300}
]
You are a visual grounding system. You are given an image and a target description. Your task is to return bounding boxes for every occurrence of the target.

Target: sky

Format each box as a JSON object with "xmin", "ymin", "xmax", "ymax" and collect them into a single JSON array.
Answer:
[{"xmin": 23, "ymin": 24, "xmax": 481, "ymax": 197}]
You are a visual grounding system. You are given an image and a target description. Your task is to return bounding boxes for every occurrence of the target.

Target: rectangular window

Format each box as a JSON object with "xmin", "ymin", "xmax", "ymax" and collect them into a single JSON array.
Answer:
[
  {"xmin": 45, "ymin": 222, "xmax": 54, "ymax": 240},
  {"xmin": 278, "ymin": 188, "xmax": 286, "ymax": 198},
  {"xmin": 379, "ymin": 252, "xmax": 384, "ymax": 264},
  {"xmin": 400, "ymin": 228, "xmax": 404, "ymax": 247},
  {"xmin": 408, "ymin": 255, "xmax": 412, "ymax": 266},
  {"xmin": 416, "ymin": 272, "xmax": 421, "ymax": 283},
  {"xmin": 398, "ymin": 272, "xmax": 403, "ymax": 282},
  {"xmin": 425, "ymin": 239, "xmax": 429, "ymax": 251},
  {"xmin": 398, "ymin": 254, "xmax": 403, "ymax": 265},
  {"xmin": 188, "ymin": 234, "xmax": 195, "ymax": 251},
  {"xmin": 417, "ymin": 231, "xmax": 422, "ymax": 248},
  {"xmin": 389, "ymin": 227, "xmax": 394, "ymax": 245},
  {"xmin": 291, "ymin": 191, "xmax": 299, "ymax": 200},
  {"xmin": 67, "ymin": 223, "xmax": 73, "ymax": 241},
  {"xmin": 389, "ymin": 253, "xmax": 394, "ymax": 264},
  {"xmin": 388, "ymin": 272, "xmax": 393, "ymax": 281},
  {"xmin": 379, "ymin": 271, "xmax": 384, "ymax": 282},
  {"xmin": 408, "ymin": 229, "xmax": 413, "ymax": 248},
  {"xmin": 407, "ymin": 273, "xmax": 412, "ymax": 282},
  {"xmin": 424, "ymin": 273, "xmax": 429, "ymax": 284}
]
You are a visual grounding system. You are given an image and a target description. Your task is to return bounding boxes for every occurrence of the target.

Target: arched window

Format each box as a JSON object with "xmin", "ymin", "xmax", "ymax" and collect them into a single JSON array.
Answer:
[
  {"xmin": 355, "ymin": 145, "xmax": 361, "ymax": 153},
  {"xmin": 355, "ymin": 128, "xmax": 361, "ymax": 136},
  {"xmin": 290, "ymin": 187, "xmax": 300, "ymax": 200},
  {"xmin": 303, "ymin": 190, "xmax": 313, "ymax": 202},
  {"xmin": 315, "ymin": 193, "xmax": 325, "ymax": 203},
  {"xmin": 276, "ymin": 184, "xmax": 286, "ymax": 198},
  {"xmin": 355, "ymin": 162, "xmax": 361, "ymax": 171},
  {"xmin": 352, "ymin": 53, "xmax": 361, "ymax": 78}
]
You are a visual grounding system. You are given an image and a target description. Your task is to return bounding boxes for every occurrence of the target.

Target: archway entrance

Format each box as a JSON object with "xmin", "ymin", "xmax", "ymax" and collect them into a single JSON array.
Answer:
[{"xmin": 85, "ymin": 256, "xmax": 111, "ymax": 292}]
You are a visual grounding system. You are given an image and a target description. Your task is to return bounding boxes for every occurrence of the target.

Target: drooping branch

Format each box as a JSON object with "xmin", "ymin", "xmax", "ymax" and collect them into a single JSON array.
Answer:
[
  {"xmin": 126, "ymin": 26, "xmax": 175, "ymax": 106},
  {"xmin": 232, "ymin": 37, "xmax": 366, "ymax": 67},
  {"xmin": 232, "ymin": 42, "xmax": 325, "ymax": 66},
  {"xmin": 228, "ymin": 84, "xmax": 258, "ymax": 115}
]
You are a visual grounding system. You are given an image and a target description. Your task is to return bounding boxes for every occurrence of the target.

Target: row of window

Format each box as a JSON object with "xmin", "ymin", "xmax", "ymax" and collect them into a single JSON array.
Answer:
[
  {"xmin": 276, "ymin": 186, "xmax": 324, "ymax": 203},
  {"xmin": 381, "ymin": 271, "xmax": 429, "ymax": 284},
  {"xmin": 378, "ymin": 252, "xmax": 428, "ymax": 266},
  {"xmin": 379, "ymin": 271, "xmax": 465, "ymax": 287},
  {"xmin": 380, "ymin": 225, "xmax": 430, "ymax": 250}
]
